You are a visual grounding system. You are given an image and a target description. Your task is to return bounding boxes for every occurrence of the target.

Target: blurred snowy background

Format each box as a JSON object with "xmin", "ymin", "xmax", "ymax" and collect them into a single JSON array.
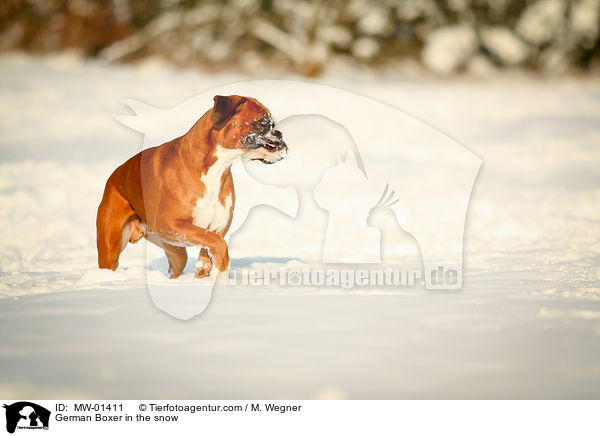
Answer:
[
  {"xmin": 0, "ymin": 0, "xmax": 599, "ymax": 399},
  {"xmin": 1, "ymin": 0, "xmax": 599, "ymax": 76}
]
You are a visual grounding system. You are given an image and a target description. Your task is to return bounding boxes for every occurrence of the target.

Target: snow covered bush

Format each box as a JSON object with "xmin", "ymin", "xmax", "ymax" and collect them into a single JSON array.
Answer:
[{"xmin": 0, "ymin": 0, "xmax": 598, "ymax": 75}]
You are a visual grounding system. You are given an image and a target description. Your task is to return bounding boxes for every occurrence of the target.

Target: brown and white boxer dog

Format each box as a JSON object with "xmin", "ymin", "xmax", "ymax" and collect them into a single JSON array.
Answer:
[{"xmin": 96, "ymin": 95, "xmax": 287, "ymax": 278}]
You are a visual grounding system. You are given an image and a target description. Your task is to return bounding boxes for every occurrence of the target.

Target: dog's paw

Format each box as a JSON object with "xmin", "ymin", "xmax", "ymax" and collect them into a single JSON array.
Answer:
[
  {"xmin": 168, "ymin": 268, "xmax": 181, "ymax": 279},
  {"xmin": 195, "ymin": 256, "xmax": 213, "ymax": 278}
]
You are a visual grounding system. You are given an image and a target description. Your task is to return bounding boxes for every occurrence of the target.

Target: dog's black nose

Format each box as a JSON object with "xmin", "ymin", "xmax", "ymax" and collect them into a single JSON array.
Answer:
[{"xmin": 272, "ymin": 129, "xmax": 283, "ymax": 139}]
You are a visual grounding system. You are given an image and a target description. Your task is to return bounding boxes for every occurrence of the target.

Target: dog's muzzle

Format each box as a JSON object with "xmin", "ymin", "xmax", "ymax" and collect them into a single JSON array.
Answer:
[{"xmin": 243, "ymin": 129, "xmax": 288, "ymax": 164}]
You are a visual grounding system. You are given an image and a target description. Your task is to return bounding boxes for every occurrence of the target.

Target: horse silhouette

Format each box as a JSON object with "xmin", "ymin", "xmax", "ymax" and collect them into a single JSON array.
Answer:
[{"xmin": 3, "ymin": 402, "xmax": 50, "ymax": 434}]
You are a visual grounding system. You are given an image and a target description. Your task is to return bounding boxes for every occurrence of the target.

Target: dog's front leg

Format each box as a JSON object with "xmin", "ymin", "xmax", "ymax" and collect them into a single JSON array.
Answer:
[
  {"xmin": 168, "ymin": 219, "xmax": 229, "ymax": 275},
  {"xmin": 195, "ymin": 248, "xmax": 212, "ymax": 278}
]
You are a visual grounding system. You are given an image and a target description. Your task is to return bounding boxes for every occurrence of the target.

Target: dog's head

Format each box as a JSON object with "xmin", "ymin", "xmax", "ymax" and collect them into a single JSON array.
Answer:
[{"xmin": 211, "ymin": 95, "xmax": 287, "ymax": 164}]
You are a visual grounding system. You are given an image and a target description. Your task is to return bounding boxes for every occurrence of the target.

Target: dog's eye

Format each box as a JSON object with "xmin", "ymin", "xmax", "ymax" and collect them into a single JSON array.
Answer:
[{"xmin": 253, "ymin": 118, "xmax": 273, "ymax": 134}]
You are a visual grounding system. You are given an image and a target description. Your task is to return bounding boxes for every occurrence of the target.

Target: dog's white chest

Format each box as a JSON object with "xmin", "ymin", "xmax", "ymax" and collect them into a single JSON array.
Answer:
[
  {"xmin": 191, "ymin": 147, "xmax": 238, "ymax": 233},
  {"xmin": 192, "ymin": 189, "xmax": 232, "ymax": 233}
]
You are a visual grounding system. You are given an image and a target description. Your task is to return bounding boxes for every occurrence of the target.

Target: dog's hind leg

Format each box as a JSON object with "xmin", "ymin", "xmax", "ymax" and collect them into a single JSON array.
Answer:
[{"xmin": 96, "ymin": 182, "xmax": 136, "ymax": 270}]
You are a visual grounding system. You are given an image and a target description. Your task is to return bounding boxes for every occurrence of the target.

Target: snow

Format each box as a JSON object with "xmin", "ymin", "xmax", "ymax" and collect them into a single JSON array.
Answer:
[
  {"xmin": 351, "ymin": 37, "xmax": 380, "ymax": 59},
  {"xmin": 569, "ymin": 0, "xmax": 600, "ymax": 44},
  {"xmin": 516, "ymin": 0, "xmax": 567, "ymax": 46},
  {"xmin": 356, "ymin": 8, "xmax": 392, "ymax": 37},
  {"xmin": 421, "ymin": 25, "xmax": 479, "ymax": 75},
  {"xmin": 480, "ymin": 27, "xmax": 529, "ymax": 66},
  {"xmin": 1, "ymin": 52, "xmax": 600, "ymax": 398}
]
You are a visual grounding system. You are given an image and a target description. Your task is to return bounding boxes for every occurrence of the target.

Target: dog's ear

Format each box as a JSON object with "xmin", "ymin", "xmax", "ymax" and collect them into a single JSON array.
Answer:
[{"xmin": 212, "ymin": 95, "xmax": 246, "ymax": 130}]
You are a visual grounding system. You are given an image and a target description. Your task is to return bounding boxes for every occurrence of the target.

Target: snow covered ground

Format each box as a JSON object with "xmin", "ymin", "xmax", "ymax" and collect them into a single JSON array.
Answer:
[{"xmin": 0, "ymin": 52, "xmax": 599, "ymax": 398}]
